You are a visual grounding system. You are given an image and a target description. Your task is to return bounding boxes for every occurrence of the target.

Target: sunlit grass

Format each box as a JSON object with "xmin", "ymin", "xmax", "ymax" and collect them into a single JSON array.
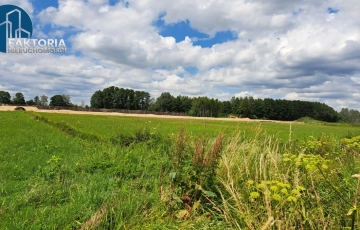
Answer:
[
  {"xmin": 36, "ymin": 112, "xmax": 360, "ymax": 141},
  {"xmin": 1, "ymin": 111, "xmax": 360, "ymax": 229}
]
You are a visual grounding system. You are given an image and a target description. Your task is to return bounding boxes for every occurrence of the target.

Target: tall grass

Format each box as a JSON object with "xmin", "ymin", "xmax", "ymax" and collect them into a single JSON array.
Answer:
[{"xmin": 216, "ymin": 130, "xmax": 360, "ymax": 229}]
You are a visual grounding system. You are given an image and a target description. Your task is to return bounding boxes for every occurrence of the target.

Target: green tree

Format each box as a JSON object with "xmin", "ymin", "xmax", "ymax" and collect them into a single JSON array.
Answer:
[
  {"xmin": 154, "ymin": 92, "xmax": 175, "ymax": 112},
  {"xmin": 190, "ymin": 97, "xmax": 221, "ymax": 117},
  {"xmin": 135, "ymin": 91, "xmax": 151, "ymax": 110},
  {"xmin": 339, "ymin": 108, "xmax": 360, "ymax": 124},
  {"xmin": 102, "ymin": 86, "xmax": 118, "ymax": 109},
  {"xmin": 126, "ymin": 89, "xmax": 135, "ymax": 110},
  {"xmin": 40, "ymin": 95, "xmax": 48, "ymax": 106},
  {"xmin": 50, "ymin": 95, "xmax": 67, "ymax": 106},
  {"xmin": 179, "ymin": 96, "xmax": 192, "ymax": 113},
  {"xmin": 61, "ymin": 95, "xmax": 71, "ymax": 106},
  {"xmin": 172, "ymin": 96, "xmax": 182, "ymax": 112},
  {"xmin": 12, "ymin": 92, "xmax": 25, "ymax": 105},
  {"xmin": 239, "ymin": 97, "xmax": 253, "ymax": 118},
  {"xmin": 34, "ymin": 96, "xmax": 40, "ymax": 105},
  {"xmin": 91, "ymin": 90, "xmax": 104, "ymax": 108},
  {"xmin": 0, "ymin": 91, "xmax": 11, "ymax": 104},
  {"xmin": 230, "ymin": 97, "xmax": 241, "ymax": 115},
  {"xmin": 91, "ymin": 87, "xmax": 152, "ymax": 110},
  {"xmin": 252, "ymin": 99, "xmax": 264, "ymax": 119},
  {"xmin": 222, "ymin": 101, "xmax": 232, "ymax": 115},
  {"xmin": 26, "ymin": 100, "xmax": 35, "ymax": 105}
]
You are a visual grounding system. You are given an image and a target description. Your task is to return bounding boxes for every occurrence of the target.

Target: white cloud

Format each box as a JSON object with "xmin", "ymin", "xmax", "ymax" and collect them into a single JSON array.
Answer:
[
  {"xmin": 0, "ymin": 0, "xmax": 359, "ymax": 111},
  {"xmin": 284, "ymin": 92, "xmax": 300, "ymax": 100}
]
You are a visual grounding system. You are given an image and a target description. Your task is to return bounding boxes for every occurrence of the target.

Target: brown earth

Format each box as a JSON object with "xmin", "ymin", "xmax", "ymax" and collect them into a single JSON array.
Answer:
[{"xmin": 0, "ymin": 105, "xmax": 301, "ymax": 124}]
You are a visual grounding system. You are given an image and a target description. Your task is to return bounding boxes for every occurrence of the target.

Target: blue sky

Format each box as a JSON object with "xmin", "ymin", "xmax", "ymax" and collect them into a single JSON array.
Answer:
[
  {"xmin": 155, "ymin": 18, "xmax": 238, "ymax": 48},
  {"xmin": 0, "ymin": 0, "xmax": 359, "ymax": 111},
  {"xmin": 32, "ymin": 0, "xmax": 58, "ymax": 11}
]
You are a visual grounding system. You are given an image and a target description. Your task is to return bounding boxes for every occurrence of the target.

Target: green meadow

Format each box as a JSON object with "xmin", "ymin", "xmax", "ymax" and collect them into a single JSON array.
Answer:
[
  {"xmin": 36, "ymin": 112, "xmax": 360, "ymax": 141},
  {"xmin": 1, "ymin": 111, "xmax": 360, "ymax": 229}
]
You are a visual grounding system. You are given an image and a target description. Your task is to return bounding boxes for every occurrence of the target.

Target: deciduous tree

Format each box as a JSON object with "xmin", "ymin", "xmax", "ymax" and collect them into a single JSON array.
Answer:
[
  {"xmin": 40, "ymin": 95, "xmax": 48, "ymax": 106},
  {"xmin": 12, "ymin": 92, "xmax": 25, "ymax": 105},
  {"xmin": 0, "ymin": 91, "xmax": 11, "ymax": 104},
  {"xmin": 50, "ymin": 95, "xmax": 67, "ymax": 106}
]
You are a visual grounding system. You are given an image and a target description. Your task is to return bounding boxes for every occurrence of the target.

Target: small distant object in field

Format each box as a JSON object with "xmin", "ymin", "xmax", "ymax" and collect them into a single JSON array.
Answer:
[
  {"xmin": 228, "ymin": 115, "xmax": 237, "ymax": 118},
  {"xmin": 15, "ymin": 107, "xmax": 26, "ymax": 111}
]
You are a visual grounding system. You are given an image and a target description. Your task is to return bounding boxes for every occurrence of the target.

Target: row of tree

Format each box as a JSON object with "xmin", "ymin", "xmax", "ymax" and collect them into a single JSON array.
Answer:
[
  {"xmin": 0, "ymin": 91, "xmax": 27, "ymax": 105},
  {"xmin": 90, "ymin": 87, "xmax": 340, "ymax": 122},
  {"xmin": 0, "ymin": 91, "xmax": 74, "ymax": 107},
  {"xmin": 3, "ymin": 88, "xmax": 357, "ymax": 123},
  {"xmin": 224, "ymin": 97, "xmax": 339, "ymax": 122},
  {"xmin": 148, "ymin": 93, "xmax": 223, "ymax": 117}
]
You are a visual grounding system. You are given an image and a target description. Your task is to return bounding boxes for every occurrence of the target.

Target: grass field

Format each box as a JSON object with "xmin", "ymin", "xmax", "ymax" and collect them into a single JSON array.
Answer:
[
  {"xmin": 1, "ymin": 111, "xmax": 360, "ymax": 229},
  {"xmin": 35, "ymin": 112, "xmax": 360, "ymax": 141}
]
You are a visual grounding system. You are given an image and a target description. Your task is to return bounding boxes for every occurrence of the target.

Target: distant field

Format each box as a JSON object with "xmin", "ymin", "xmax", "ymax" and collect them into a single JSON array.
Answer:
[
  {"xmin": 37, "ymin": 112, "xmax": 360, "ymax": 141},
  {"xmin": 1, "ymin": 111, "xmax": 360, "ymax": 229}
]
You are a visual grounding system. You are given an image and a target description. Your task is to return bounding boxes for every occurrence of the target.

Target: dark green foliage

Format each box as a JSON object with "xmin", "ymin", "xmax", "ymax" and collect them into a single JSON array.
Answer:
[
  {"xmin": 90, "ymin": 90, "xmax": 104, "ymax": 108},
  {"xmin": 173, "ymin": 95, "xmax": 193, "ymax": 113},
  {"xmin": 227, "ymin": 96, "xmax": 339, "ymax": 122},
  {"xmin": 49, "ymin": 95, "xmax": 66, "ymax": 106},
  {"xmin": 34, "ymin": 96, "xmax": 40, "ymax": 105},
  {"xmin": 0, "ymin": 90, "xmax": 11, "ymax": 104},
  {"xmin": 26, "ymin": 99, "xmax": 35, "ymax": 105},
  {"xmin": 222, "ymin": 101, "xmax": 232, "ymax": 115},
  {"xmin": 91, "ymin": 86, "xmax": 151, "ymax": 110},
  {"xmin": 238, "ymin": 96, "xmax": 253, "ymax": 118},
  {"xmin": 150, "ymin": 92, "xmax": 175, "ymax": 112},
  {"xmin": 87, "ymin": 86, "xmax": 342, "ymax": 122},
  {"xmin": 49, "ymin": 95, "xmax": 70, "ymax": 106},
  {"xmin": 12, "ymin": 92, "xmax": 25, "ymax": 105},
  {"xmin": 230, "ymin": 97, "xmax": 240, "ymax": 115},
  {"xmin": 190, "ymin": 97, "xmax": 223, "ymax": 117}
]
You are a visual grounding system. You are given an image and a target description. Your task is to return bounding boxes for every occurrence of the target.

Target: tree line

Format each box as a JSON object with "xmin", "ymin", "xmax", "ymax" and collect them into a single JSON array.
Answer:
[
  {"xmin": 90, "ymin": 87, "xmax": 340, "ymax": 122},
  {"xmin": 224, "ymin": 97, "xmax": 339, "ymax": 122},
  {"xmin": 0, "ymin": 91, "xmax": 75, "ymax": 107},
  {"xmin": 3, "ymin": 87, "xmax": 360, "ymax": 123}
]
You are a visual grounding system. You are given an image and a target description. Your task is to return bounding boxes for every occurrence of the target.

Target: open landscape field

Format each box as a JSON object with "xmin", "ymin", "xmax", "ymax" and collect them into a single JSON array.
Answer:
[{"xmin": 1, "ymin": 111, "xmax": 360, "ymax": 229}]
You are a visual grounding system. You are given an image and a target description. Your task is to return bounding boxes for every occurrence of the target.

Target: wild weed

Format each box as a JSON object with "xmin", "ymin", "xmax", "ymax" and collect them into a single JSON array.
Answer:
[{"xmin": 163, "ymin": 126, "xmax": 223, "ymax": 219}]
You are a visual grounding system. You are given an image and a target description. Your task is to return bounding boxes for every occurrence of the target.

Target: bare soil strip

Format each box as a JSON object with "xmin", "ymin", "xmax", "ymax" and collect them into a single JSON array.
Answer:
[{"xmin": 0, "ymin": 106, "xmax": 301, "ymax": 123}]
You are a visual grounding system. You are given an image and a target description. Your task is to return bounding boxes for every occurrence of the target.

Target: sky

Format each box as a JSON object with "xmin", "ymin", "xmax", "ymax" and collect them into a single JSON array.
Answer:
[{"xmin": 0, "ymin": 0, "xmax": 359, "ymax": 111}]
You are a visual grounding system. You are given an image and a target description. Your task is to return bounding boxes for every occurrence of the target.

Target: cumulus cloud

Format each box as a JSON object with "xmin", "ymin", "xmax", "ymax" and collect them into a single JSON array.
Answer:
[{"xmin": 0, "ymin": 0, "xmax": 359, "ymax": 111}]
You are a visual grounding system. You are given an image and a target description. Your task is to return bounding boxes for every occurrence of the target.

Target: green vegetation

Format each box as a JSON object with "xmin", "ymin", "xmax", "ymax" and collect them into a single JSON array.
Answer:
[
  {"xmin": 91, "ymin": 87, "xmax": 151, "ymax": 110},
  {"xmin": 1, "ymin": 111, "xmax": 360, "ymax": 229},
  {"xmin": 90, "ymin": 87, "xmax": 340, "ymax": 122},
  {"xmin": 0, "ymin": 91, "xmax": 11, "ymax": 104},
  {"xmin": 11, "ymin": 92, "xmax": 26, "ymax": 105},
  {"xmin": 49, "ymin": 95, "xmax": 72, "ymax": 107},
  {"xmin": 38, "ymin": 112, "xmax": 360, "ymax": 141},
  {"xmin": 4, "ymin": 87, "xmax": 360, "ymax": 123},
  {"xmin": 339, "ymin": 108, "xmax": 360, "ymax": 124}
]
